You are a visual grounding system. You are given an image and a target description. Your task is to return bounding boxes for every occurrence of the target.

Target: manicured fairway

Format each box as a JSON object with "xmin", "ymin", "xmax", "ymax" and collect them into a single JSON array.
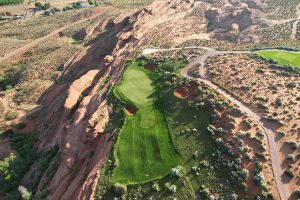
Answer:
[
  {"xmin": 257, "ymin": 50, "xmax": 300, "ymax": 67},
  {"xmin": 113, "ymin": 62, "xmax": 182, "ymax": 184}
]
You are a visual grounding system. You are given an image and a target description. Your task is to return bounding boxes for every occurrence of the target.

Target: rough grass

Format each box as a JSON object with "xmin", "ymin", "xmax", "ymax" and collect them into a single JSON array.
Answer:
[
  {"xmin": 160, "ymin": 89, "xmax": 230, "ymax": 195},
  {"xmin": 113, "ymin": 62, "xmax": 182, "ymax": 184},
  {"xmin": 257, "ymin": 50, "xmax": 300, "ymax": 67}
]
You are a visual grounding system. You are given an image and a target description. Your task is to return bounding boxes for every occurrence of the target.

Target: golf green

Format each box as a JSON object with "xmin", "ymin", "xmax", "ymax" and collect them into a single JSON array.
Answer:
[
  {"xmin": 113, "ymin": 62, "xmax": 182, "ymax": 184},
  {"xmin": 257, "ymin": 50, "xmax": 300, "ymax": 67}
]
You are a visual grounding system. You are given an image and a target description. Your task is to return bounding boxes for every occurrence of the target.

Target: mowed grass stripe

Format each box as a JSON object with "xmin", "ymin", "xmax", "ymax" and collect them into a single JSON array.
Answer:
[
  {"xmin": 257, "ymin": 50, "xmax": 300, "ymax": 67},
  {"xmin": 113, "ymin": 63, "xmax": 182, "ymax": 184}
]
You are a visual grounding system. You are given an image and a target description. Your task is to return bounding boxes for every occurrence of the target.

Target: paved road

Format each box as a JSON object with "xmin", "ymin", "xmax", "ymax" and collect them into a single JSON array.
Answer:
[
  {"xmin": 0, "ymin": 7, "xmax": 111, "ymax": 64},
  {"xmin": 143, "ymin": 46, "xmax": 288, "ymax": 200}
]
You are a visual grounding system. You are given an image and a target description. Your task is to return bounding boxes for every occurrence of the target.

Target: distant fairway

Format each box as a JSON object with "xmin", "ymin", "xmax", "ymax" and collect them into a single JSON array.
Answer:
[
  {"xmin": 113, "ymin": 62, "xmax": 182, "ymax": 184},
  {"xmin": 257, "ymin": 50, "xmax": 300, "ymax": 68},
  {"xmin": 0, "ymin": 0, "xmax": 23, "ymax": 6}
]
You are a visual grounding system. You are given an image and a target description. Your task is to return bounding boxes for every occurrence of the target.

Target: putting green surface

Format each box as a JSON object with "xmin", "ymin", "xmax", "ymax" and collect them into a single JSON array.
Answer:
[
  {"xmin": 257, "ymin": 50, "xmax": 300, "ymax": 67},
  {"xmin": 113, "ymin": 62, "xmax": 182, "ymax": 184}
]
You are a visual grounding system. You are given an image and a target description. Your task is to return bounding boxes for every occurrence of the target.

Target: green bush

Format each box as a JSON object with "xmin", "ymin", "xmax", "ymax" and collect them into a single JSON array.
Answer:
[
  {"xmin": 44, "ymin": 2, "xmax": 51, "ymax": 9},
  {"xmin": 294, "ymin": 189, "xmax": 300, "ymax": 197},
  {"xmin": 15, "ymin": 122, "xmax": 26, "ymax": 129},
  {"xmin": 152, "ymin": 183, "xmax": 160, "ymax": 192},
  {"xmin": 18, "ymin": 186, "xmax": 32, "ymax": 200},
  {"xmin": 284, "ymin": 169, "xmax": 294, "ymax": 178},
  {"xmin": 287, "ymin": 154, "xmax": 296, "ymax": 162},
  {"xmin": 113, "ymin": 183, "xmax": 127, "ymax": 196},
  {"xmin": 0, "ymin": 130, "xmax": 37, "ymax": 194}
]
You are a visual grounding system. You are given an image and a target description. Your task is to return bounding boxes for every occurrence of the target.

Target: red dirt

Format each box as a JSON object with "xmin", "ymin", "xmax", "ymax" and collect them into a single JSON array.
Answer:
[{"xmin": 125, "ymin": 105, "xmax": 138, "ymax": 115}]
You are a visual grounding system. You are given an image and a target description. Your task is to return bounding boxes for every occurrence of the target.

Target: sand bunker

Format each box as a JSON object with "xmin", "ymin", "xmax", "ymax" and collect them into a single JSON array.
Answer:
[
  {"xmin": 125, "ymin": 105, "xmax": 138, "ymax": 115},
  {"xmin": 174, "ymin": 87, "xmax": 188, "ymax": 98}
]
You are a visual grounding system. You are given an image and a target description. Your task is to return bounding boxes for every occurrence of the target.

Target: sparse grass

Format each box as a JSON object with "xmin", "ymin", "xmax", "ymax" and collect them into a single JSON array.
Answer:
[
  {"xmin": 0, "ymin": 8, "xmax": 96, "ymax": 55},
  {"xmin": 113, "ymin": 62, "xmax": 182, "ymax": 184},
  {"xmin": 257, "ymin": 50, "xmax": 300, "ymax": 68}
]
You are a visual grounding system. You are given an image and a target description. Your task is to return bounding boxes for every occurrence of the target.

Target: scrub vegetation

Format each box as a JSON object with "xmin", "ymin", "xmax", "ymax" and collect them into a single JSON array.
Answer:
[{"xmin": 0, "ymin": 129, "xmax": 59, "ymax": 199}]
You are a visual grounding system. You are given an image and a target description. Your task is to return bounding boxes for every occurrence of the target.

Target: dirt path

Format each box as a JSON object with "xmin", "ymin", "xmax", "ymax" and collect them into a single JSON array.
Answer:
[
  {"xmin": 0, "ymin": 7, "xmax": 111, "ymax": 64},
  {"xmin": 143, "ymin": 46, "xmax": 289, "ymax": 200},
  {"xmin": 291, "ymin": 4, "xmax": 300, "ymax": 40}
]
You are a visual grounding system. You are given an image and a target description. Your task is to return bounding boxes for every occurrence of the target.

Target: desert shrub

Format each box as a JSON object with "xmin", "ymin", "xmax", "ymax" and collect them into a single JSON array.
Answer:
[
  {"xmin": 256, "ymin": 130, "xmax": 264, "ymax": 139},
  {"xmin": 243, "ymin": 119, "xmax": 252, "ymax": 129},
  {"xmin": 31, "ymin": 146, "xmax": 59, "ymax": 193},
  {"xmin": 294, "ymin": 189, "xmax": 300, "ymax": 197},
  {"xmin": 35, "ymin": 2, "xmax": 43, "ymax": 9},
  {"xmin": 227, "ymin": 121, "xmax": 236, "ymax": 130},
  {"xmin": 285, "ymin": 141, "xmax": 299, "ymax": 150},
  {"xmin": 238, "ymin": 168, "xmax": 249, "ymax": 181},
  {"xmin": 277, "ymin": 131, "xmax": 285, "ymax": 137},
  {"xmin": 228, "ymin": 107, "xmax": 242, "ymax": 116},
  {"xmin": 18, "ymin": 186, "xmax": 32, "ymax": 200},
  {"xmin": 97, "ymin": 76, "xmax": 110, "ymax": 91},
  {"xmin": 15, "ymin": 122, "xmax": 26, "ymax": 129},
  {"xmin": 229, "ymin": 193, "xmax": 238, "ymax": 200},
  {"xmin": 256, "ymin": 67, "xmax": 264, "ymax": 73},
  {"xmin": 164, "ymin": 182, "xmax": 177, "ymax": 193},
  {"xmin": 113, "ymin": 183, "xmax": 127, "ymax": 196},
  {"xmin": 5, "ymin": 110, "xmax": 18, "ymax": 121},
  {"xmin": 0, "ymin": 130, "xmax": 37, "ymax": 195},
  {"xmin": 152, "ymin": 183, "xmax": 160, "ymax": 192},
  {"xmin": 72, "ymin": 1, "xmax": 83, "ymax": 9},
  {"xmin": 284, "ymin": 169, "xmax": 294, "ymax": 178},
  {"xmin": 254, "ymin": 162, "xmax": 267, "ymax": 190},
  {"xmin": 0, "ymin": 67, "xmax": 23, "ymax": 90},
  {"xmin": 34, "ymin": 2, "xmax": 51, "ymax": 10},
  {"xmin": 169, "ymin": 185, "xmax": 177, "ymax": 193},
  {"xmin": 287, "ymin": 154, "xmax": 296, "ymax": 162},
  {"xmin": 275, "ymin": 98, "xmax": 282, "ymax": 107},
  {"xmin": 291, "ymin": 143, "xmax": 299, "ymax": 150},
  {"xmin": 44, "ymin": 2, "xmax": 51, "ymax": 9},
  {"xmin": 171, "ymin": 165, "xmax": 183, "ymax": 177},
  {"xmin": 199, "ymin": 187, "xmax": 210, "ymax": 198}
]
